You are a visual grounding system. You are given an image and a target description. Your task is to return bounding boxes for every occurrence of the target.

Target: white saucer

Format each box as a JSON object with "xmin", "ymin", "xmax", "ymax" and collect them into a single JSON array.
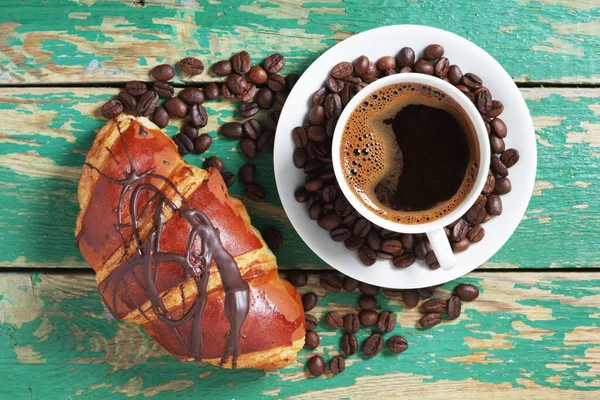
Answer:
[{"xmin": 274, "ymin": 25, "xmax": 537, "ymax": 289}]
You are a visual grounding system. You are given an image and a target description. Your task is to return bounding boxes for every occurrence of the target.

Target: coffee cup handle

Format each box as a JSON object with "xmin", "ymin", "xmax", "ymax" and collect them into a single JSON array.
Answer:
[{"xmin": 426, "ymin": 229, "xmax": 455, "ymax": 270}]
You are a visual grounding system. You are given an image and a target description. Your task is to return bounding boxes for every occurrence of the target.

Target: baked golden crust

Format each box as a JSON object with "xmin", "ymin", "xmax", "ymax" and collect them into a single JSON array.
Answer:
[{"xmin": 76, "ymin": 115, "xmax": 305, "ymax": 370}]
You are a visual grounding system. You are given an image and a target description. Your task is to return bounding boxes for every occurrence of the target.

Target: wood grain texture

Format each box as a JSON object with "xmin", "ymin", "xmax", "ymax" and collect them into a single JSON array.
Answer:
[
  {"xmin": 1, "ymin": 271, "xmax": 600, "ymax": 398},
  {"xmin": 0, "ymin": 87, "xmax": 598, "ymax": 270},
  {"xmin": 0, "ymin": 0, "xmax": 598, "ymax": 85}
]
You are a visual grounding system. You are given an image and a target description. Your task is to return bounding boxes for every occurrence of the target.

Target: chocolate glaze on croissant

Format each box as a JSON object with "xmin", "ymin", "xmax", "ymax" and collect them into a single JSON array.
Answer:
[{"xmin": 75, "ymin": 115, "xmax": 305, "ymax": 370}]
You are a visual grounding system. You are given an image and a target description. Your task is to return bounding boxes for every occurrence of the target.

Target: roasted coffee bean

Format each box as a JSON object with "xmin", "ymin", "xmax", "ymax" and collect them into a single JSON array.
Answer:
[
  {"xmin": 193, "ymin": 134, "xmax": 212, "ymax": 154},
  {"xmin": 494, "ymin": 177, "xmax": 512, "ymax": 194},
  {"xmin": 334, "ymin": 197, "xmax": 352, "ymax": 217},
  {"xmin": 455, "ymin": 283, "xmax": 479, "ymax": 301},
  {"xmin": 221, "ymin": 171, "xmax": 235, "ymax": 188},
  {"xmin": 307, "ymin": 355, "xmax": 325, "ymax": 377},
  {"xmin": 152, "ymin": 106, "xmax": 169, "ymax": 128},
  {"xmin": 239, "ymin": 102, "xmax": 259, "ymax": 117},
  {"xmin": 245, "ymin": 183, "xmax": 266, "ymax": 202},
  {"xmin": 492, "ymin": 118, "xmax": 507, "ymax": 138},
  {"xmin": 500, "ymin": 148, "xmax": 520, "ymax": 168},
  {"xmin": 245, "ymin": 66, "xmax": 267, "ymax": 85},
  {"xmin": 466, "ymin": 203, "xmax": 486, "ymax": 225},
  {"xmin": 180, "ymin": 57, "xmax": 204, "ymax": 75},
  {"xmin": 491, "ymin": 156, "xmax": 509, "ymax": 177},
  {"xmin": 418, "ymin": 287, "xmax": 436, "ymax": 299},
  {"xmin": 255, "ymin": 87, "xmax": 274, "ymax": 110},
  {"xmin": 414, "ymin": 59, "xmax": 434, "ymax": 75},
  {"xmin": 309, "ymin": 200, "xmax": 323, "ymax": 221},
  {"xmin": 397, "ymin": 47, "xmax": 415, "ymax": 67},
  {"xmin": 308, "ymin": 126, "xmax": 327, "ymax": 142},
  {"xmin": 190, "ymin": 105, "xmax": 208, "ymax": 128},
  {"xmin": 475, "ymin": 194, "xmax": 488, "ymax": 209},
  {"xmin": 125, "ymin": 81, "xmax": 147, "ymax": 96},
  {"xmin": 378, "ymin": 310, "xmax": 396, "ymax": 333},
  {"xmin": 330, "ymin": 356, "xmax": 345, "ymax": 375},
  {"xmin": 164, "ymin": 97, "xmax": 188, "ymax": 118},
  {"xmin": 238, "ymin": 163, "xmax": 256, "ymax": 185},
  {"xmin": 447, "ymin": 65, "xmax": 463, "ymax": 84},
  {"xmin": 414, "ymin": 240, "xmax": 430, "ymax": 260},
  {"xmin": 292, "ymin": 127, "xmax": 308, "ymax": 149},
  {"xmin": 320, "ymin": 272, "xmax": 343, "ymax": 292},
  {"xmin": 398, "ymin": 234, "xmax": 414, "ymax": 250},
  {"xmin": 353, "ymin": 218, "xmax": 372, "ymax": 238},
  {"xmin": 227, "ymin": 73, "xmax": 249, "ymax": 95},
  {"xmin": 358, "ymin": 295, "xmax": 377, "ymax": 311},
  {"xmin": 451, "ymin": 219, "xmax": 469, "ymax": 242},
  {"xmin": 452, "ymin": 238, "xmax": 471, "ymax": 252},
  {"xmin": 264, "ymin": 111, "xmax": 280, "ymax": 130},
  {"xmin": 241, "ymin": 139, "xmax": 258, "ymax": 159},
  {"xmin": 241, "ymin": 119, "xmax": 262, "ymax": 141},
  {"xmin": 179, "ymin": 87, "xmax": 204, "ymax": 104},
  {"xmin": 403, "ymin": 289, "xmax": 419, "ymax": 308},
  {"xmin": 490, "ymin": 134, "xmax": 505, "ymax": 154},
  {"xmin": 275, "ymin": 91, "xmax": 288, "ymax": 105},
  {"xmin": 232, "ymin": 51, "xmax": 251, "ymax": 74},
  {"xmin": 331, "ymin": 61, "xmax": 353, "ymax": 79},
  {"xmin": 221, "ymin": 84, "xmax": 235, "ymax": 100},
  {"xmin": 447, "ymin": 296, "xmax": 462, "ymax": 319},
  {"xmin": 363, "ymin": 333, "xmax": 384, "ymax": 357},
  {"xmin": 388, "ymin": 335, "xmax": 408, "ymax": 353},
  {"xmin": 295, "ymin": 187, "xmax": 310, "ymax": 203},
  {"xmin": 393, "ymin": 253, "xmax": 416, "ymax": 269},
  {"xmin": 263, "ymin": 53, "xmax": 286, "ymax": 74},
  {"xmin": 327, "ymin": 76, "xmax": 344, "ymax": 93},
  {"xmin": 399, "ymin": 66, "xmax": 412, "ymax": 73},
  {"xmin": 376, "ymin": 251, "xmax": 394, "ymax": 260},
  {"xmin": 482, "ymin": 171, "xmax": 496, "ymax": 195},
  {"xmin": 305, "ymin": 330, "xmax": 320, "ymax": 350},
  {"xmin": 173, "ymin": 133, "xmax": 193, "ymax": 155},
  {"xmin": 426, "ymin": 251, "xmax": 439, "ymax": 267},
  {"xmin": 381, "ymin": 239, "xmax": 402, "ymax": 254},
  {"xmin": 213, "ymin": 60, "xmax": 232, "ymax": 76},
  {"xmin": 423, "ymin": 44, "xmax": 444, "ymax": 60},
  {"xmin": 305, "ymin": 178, "xmax": 324, "ymax": 193},
  {"xmin": 420, "ymin": 313, "xmax": 442, "ymax": 329},
  {"xmin": 462, "ymin": 72, "xmax": 483, "ymax": 88},
  {"xmin": 136, "ymin": 90, "xmax": 159, "ymax": 116},
  {"xmin": 312, "ymin": 87, "xmax": 327, "ymax": 105},
  {"xmin": 318, "ymin": 212, "xmax": 341, "ymax": 230},
  {"xmin": 487, "ymin": 193, "xmax": 503, "ymax": 215},
  {"xmin": 321, "ymin": 185, "xmax": 338, "ymax": 203},
  {"xmin": 305, "ymin": 314, "xmax": 318, "ymax": 330},
  {"xmin": 220, "ymin": 122, "xmax": 244, "ymax": 139},
  {"xmin": 153, "ymin": 81, "xmax": 174, "ymax": 98},
  {"xmin": 152, "ymin": 64, "xmax": 174, "ymax": 81},
  {"xmin": 342, "ymin": 333, "xmax": 358, "ymax": 356},
  {"xmin": 467, "ymin": 225, "xmax": 485, "ymax": 242},
  {"xmin": 434, "ymin": 57, "xmax": 450, "ymax": 77},
  {"xmin": 202, "ymin": 83, "xmax": 218, "ymax": 100},
  {"xmin": 237, "ymin": 83, "xmax": 257, "ymax": 104},
  {"xmin": 358, "ymin": 282, "xmax": 379, "ymax": 296},
  {"xmin": 325, "ymin": 311, "xmax": 344, "ymax": 329},
  {"xmin": 203, "ymin": 155, "xmax": 225, "ymax": 173},
  {"xmin": 101, "ymin": 99, "xmax": 123, "ymax": 119},
  {"xmin": 476, "ymin": 89, "xmax": 492, "ymax": 114},
  {"xmin": 343, "ymin": 313, "xmax": 360, "ymax": 333},
  {"xmin": 367, "ymin": 230, "xmax": 382, "ymax": 251},
  {"xmin": 287, "ymin": 269, "xmax": 308, "ymax": 287},
  {"xmin": 324, "ymin": 94, "xmax": 342, "ymax": 120},
  {"xmin": 359, "ymin": 310, "xmax": 378, "ymax": 327},
  {"xmin": 118, "ymin": 92, "xmax": 137, "ymax": 111},
  {"xmin": 302, "ymin": 292, "xmax": 318, "ymax": 311},
  {"xmin": 376, "ymin": 55, "xmax": 396, "ymax": 71},
  {"xmin": 358, "ymin": 246, "xmax": 376, "ymax": 266},
  {"xmin": 267, "ymin": 74, "xmax": 286, "ymax": 92},
  {"xmin": 383, "ymin": 288, "xmax": 403, "ymax": 298},
  {"xmin": 487, "ymin": 100, "xmax": 504, "ymax": 118},
  {"xmin": 421, "ymin": 298, "xmax": 447, "ymax": 314},
  {"xmin": 353, "ymin": 55, "xmax": 370, "ymax": 77},
  {"xmin": 181, "ymin": 123, "xmax": 198, "ymax": 141}
]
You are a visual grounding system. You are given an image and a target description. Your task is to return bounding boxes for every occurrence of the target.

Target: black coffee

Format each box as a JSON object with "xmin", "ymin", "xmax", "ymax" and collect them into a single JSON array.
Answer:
[{"xmin": 340, "ymin": 83, "xmax": 479, "ymax": 224}]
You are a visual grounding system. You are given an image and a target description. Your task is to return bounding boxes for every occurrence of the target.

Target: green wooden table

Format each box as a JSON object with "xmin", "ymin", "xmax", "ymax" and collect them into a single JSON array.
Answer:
[{"xmin": 1, "ymin": 1, "xmax": 599, "ymax": 398}]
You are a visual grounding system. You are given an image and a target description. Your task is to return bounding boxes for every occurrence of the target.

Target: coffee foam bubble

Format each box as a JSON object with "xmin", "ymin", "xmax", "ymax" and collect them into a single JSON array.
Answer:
[{"xmin": 340, "ymin": 83, "xmax": 479, "ymax": 224}]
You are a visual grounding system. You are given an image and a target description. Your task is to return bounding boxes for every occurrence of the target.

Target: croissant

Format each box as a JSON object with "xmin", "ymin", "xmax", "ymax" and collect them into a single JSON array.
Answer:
[{"xmin": 75, "ymin": 115, "xmax": 305, "ymax": 370}]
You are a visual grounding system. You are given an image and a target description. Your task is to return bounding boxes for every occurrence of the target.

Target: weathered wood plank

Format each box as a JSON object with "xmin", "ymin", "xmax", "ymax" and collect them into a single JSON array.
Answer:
[
  {"xmin": 1, "ymin": 271, "xmax": 599, "ymax": 398},
  {"xmin": 0, "ymin": 0, "xmax": 598, "ymax": 85},
  {"xmin": 0, "ymin": 87, "xmax": 598, "ymax": 270}
]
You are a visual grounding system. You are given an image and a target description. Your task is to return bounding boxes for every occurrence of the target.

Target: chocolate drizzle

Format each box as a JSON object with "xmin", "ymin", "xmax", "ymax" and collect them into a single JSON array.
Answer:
[{"xmin": 87, "ymin": 121, "xmax": 250, "ymax": 368}]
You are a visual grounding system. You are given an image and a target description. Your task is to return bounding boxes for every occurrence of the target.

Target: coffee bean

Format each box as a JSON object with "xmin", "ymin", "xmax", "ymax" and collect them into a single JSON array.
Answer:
[
  {"xmin": 376, "ymin": 251, "xmax": 394, "ymax": 260},
  {"xmin": 219, "ymin": 122, "xmax": 243, "ymax": 140},
  {"xmin": 482, "ymin": 171, "xmax": 496, "ymax": 195},
  {"xmin": 487, "ymin": 193, "xmax": 503, "ymax": 215},
  {"xmin": 393, "ymin": 253, "xmax": 416, "ymax": 269},
  {"xmin": 466, "ymin": 203, "xmax": 486, "ymax": 225},
  {"xmin": 317, "ymin": 213, "xmax": 340, "ymax": 231},
  {"xmin": 334, "ymin": 197, "xmax": 352, "ymax": 217},
  {"xmin": 153, "ymin": 81, "xmax": 174, "ymax": 98},
  {"xmin": 476, "ymin": 89, "xmax": 492, "ymax": 114},
  {"xmin": 245, "ymin": 183, "xmax": 266, "ymax": 202},
  {"xmin": 500, "ymin": 148, "xmax": 520, "ymax": 168},
  {"xmin": 451, "ymin": 219, "xmax": 469, "ymax": 242},
  {"xmin": 490, "ymin": 134, "xmax": 505, "ymax": 154},
  {"xmin": 414, "ymin": 59, "xmax": 434, "ymax": 75},
  {"xmin": 382, "ymin": 289, "xmax": 403, "ymax": 298},
  {"xmin": 327, "ymin": 76, "xmax": 344, "ymax": 93},
  {"xmin": 363, "ymin": 333, "xmax": 384, "ymax": 357},
  {"xmin": 302, "ymin": 292, "xmax": 318, "ymax": 311},
  {"xmin": 255, "ymin": 87, "xmax": 275, "ymax": 110},
  {"xmin": 352, "ymin": 219, "xmax": 371, "ymax": 238},
  {"xmin": 491, "ymin": 156, "xmax": 509, "ymax": 177},
  {"xmin": 455, "ymin": 283, "xmax": 479, "ymax": 301},
  {"xmin": 238, "ymin": 83, "xmax": 257, "ymax": 104},
  {"xmin": 414, "ymin": 239, "xmax": 431, "ymax": 260},
  {"xmin": 202, "ymin": 156, "xmax": 224, "ymax": 173},
  {"xmin": 307, "ymin": 355, "xmax": 325, "ymax": 377},
  {"xmin": 310, "ymin": 201, "xmax": 324, "ymax": 221},
  {"xmin": 353, "ymin": 55, "xmax": 370, "ymax": 77},
  {"xmin": 338, "ymin": 277, "xmax": 358, "ymax": 293},
  {"xmin": 321, "ymin": 185, "xmax": 338, "ymax": 203},
  {"xmin": 221, "ymin": 84, "xmax": 235, "ymax": 100},
  {"xmin": 239, "ymin": 102, "xmax": 259, "ymax": 117},
  {"xmin": 358, "ymin": 282, "xmax": 379, "ymax": 296},
  {"xmin": 234, "ymin": 164, "xmax": 255, "ymax": 186},
  {"xmin": 263, "ymin": 53, "xmax": 286, "ymax": 74},
  {"xmin": 181, "ymin": 123, "xmax": 198, "ymax": 141},
  {"xmin": 188, "ymin": 105, "xmax": 207, "ymax": 129},
  {"xmin": 213, "ymin": 60, "xmax": 232, "ymax": 76},
  {"xmin": 101, "ymin": 99, "xmax": 123, "ymax": 119},
  {"xmin": 305, "ymin": 314, "xmax": 318, "ymax": 330},
  {"xmin": 226, "ymin": 73, "xmax": 249, "ymax": 95},
  {"xmin": 323, "ymin": 94, "xmax": 342, "ymax": 120},
  {"xmin": 403, "ymin": 289, "xmax": 419, "ymax": 308},
  {"xmin": 199, "ymin": 83, "xmax": 216, "ymax": 101},
  {"xmin": 152, "ymin": 64, "xmax": 174, "ymax": 81},
  {"xmin": 445, "ymin": 65, "xmax": 462, "ymax": 85},
  {"xmin": 232, "ymin": 51, "xmax": 251, "ymax": 75},
  {"xmin": 397, "ymin": 47, "xmax": 415, "ymax": 67},
  {"xmin": 304, "ymin": 330, "xmax": 320, "ymax": 350},
  {"xmin": 462, "ymin": 72, "xmax": 483, "ymax": 88},
  {"xmin": 291, "ymin": 127, "xmax": 308, "ymax": 149},
  {"xmin": 193, "ymin": 134, "xmax": 212, "ymax": 154},
  {"xmin": 136, "ymin": 90, "xmax": 159, "ymax": 116},
  {"xmin": 356, "ymin": 246, "xmax": 375, "ymax": 266},
  {"xmin": 381, "ymin": 239, "xmax": 402, "ymax": 254},
  {"xmin": 331, "ymin": 61, "xmax": 353, "ymax": 79},
  {"xmin": 312, "ymin": 87, "xmax": 327, "ymax": 105},
  {"xmin": 295, "ymin": 187, "xmax": 310, "ymax": 203},
  {"xmin": 322, "ymin": 312, "xmax": 343, "ymax": 330},
  {"xmin": 287, "ymin": 269, "xmax": 308, "ymax": 287},
  {"xmin": 376, "ymin": 55, "xmax": 396, "ymax": 71},
  {"xmin": 452, "ymin": 238, "xmax": 470, "ymax": 252},
  {"xmin": 243, "ymin": 66, "xmax": 267, "ymax": 86},
  {"xmin": 305, "ymin": 179, "xmax": 324, "ymax": 193},
  {"xmin": 125, "ymin": 81, "xmax": 147, "ymax": 96},
  {"xmin": 447, "ymin": 296, "xmax": 462, "ymax": 319},
  {"xmin": 276, "ymin": 88, "xmax": 289, "ymax": 103},
  {"xmin": 467, "ymin": 225, "xmax": 485, "ymax": 243},
  {"xmin": 434, "ymin": 57, "xmax": 450, "ymax": 78},
  {"xmin": 180, "ymin": 57, "xmax": 204, "ymax": 75},
  {"xmin": 388, "ymin": 336, "xmax": 408, "ymax": 353},
  {"xmin": 179, "ymin": 87, "xmax": 204, "ymax": 105},
  {"xmin": 359, "ymin": 310, "xmax": 378, "ymax": 327},
  {"xmin": 423, "ymin": 44, "xmax": 444, "ymax": 60},
  {"xmin": 164, "ymin": 97, "xmax": 188, "ymax": 118},
  {"xmin": 320, "ymin": 272, "xmax": 343, "ymax": 292},
  {"xmin": 418, "ymin": 287, "xmax": 436, "ymax": 299},
  {"xmin": 494, "ymin": 177, "xmax": 511, "ymax": 194},
  {"xmin": 330, "ymin": 356, "xmax": 345, "ymax": 375},
  {"xmin": 358, "ymin": 295, "xmax": 377, "ymax": 311},
  {"xmin": 152, "ymin": 106, "xmax": 169, "ymax": 128},
  {"xmin": 343, "ymin": 313, "xmax": 360, "ymax": 333},
  {"xmin": 398, "ymin": 66, "xmax": 412, "ymax": 73},
  {"xmin": 378, "ymin": 310, "xmax": 396, "ymax": 333},
  {"xmin": 238, "ymin": 139, "xmax": 257, "ymax": 159},
  {"xmin": 285, "ymin": 73, "xmax": 299, "ymax": 90},
  {"xmin": 221, "ymin": 171, "xmax": 235, "ymax": 188},
  {"xmin": 364, "ymin": 230, "xmax": 381, "ymax": 251},
  {"xmin": 421, "ymin": 298, "xmax": 447, "ymax": 314},
  {"xmin": 173, "ymin": 133, "xmax": 194, "ymax": 155},
  {"xmin": 420, "ymin": 313, "xmax": 442, "ymax": 329},
  {"xmin": 118, "ymin": 92, "xmax": 137, "ymax": 111},
  {"xmin": 342, "ymin": 333, "xmax": 358, "ymax": 356},
  {"xmin": 485, "ymin": 101, "xmax": 504, "ymax": 119},
  {"xmin": 266, "ymin": 74, "xmax": 286, "ymax": 92},
  {"xmin": 308, "ymin": 126, "xmax": 327, "ymax": 142}
]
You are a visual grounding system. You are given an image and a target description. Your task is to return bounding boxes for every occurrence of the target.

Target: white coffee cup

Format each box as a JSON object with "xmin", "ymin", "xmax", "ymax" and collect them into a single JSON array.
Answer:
[{"xmin": 332, "ymin": 73, "xmax": 490, "ymax": 270}]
